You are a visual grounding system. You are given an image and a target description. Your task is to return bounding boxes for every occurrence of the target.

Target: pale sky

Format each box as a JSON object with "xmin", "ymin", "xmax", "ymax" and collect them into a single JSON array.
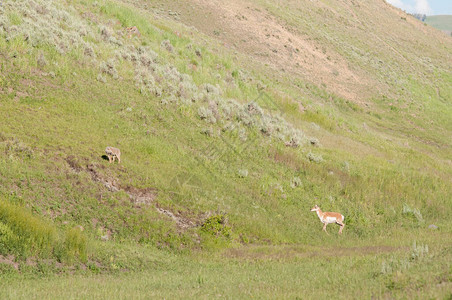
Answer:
[{"xmin": 386, "ymin": 0, "xmax": 452, "ymax": 15}]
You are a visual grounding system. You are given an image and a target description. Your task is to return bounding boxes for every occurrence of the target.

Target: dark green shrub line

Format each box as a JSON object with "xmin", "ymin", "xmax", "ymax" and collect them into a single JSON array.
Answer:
[{"xmin": 0, "ymin": 199, "xmax": 87, "ymax": 263}]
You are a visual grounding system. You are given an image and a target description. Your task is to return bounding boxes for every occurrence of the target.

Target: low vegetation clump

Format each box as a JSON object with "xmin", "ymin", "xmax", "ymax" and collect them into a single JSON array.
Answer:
[
  {"xmin": 55, "ymin": 227, "xmax": 87, "ymax": 263},
  {"xmin": 0, "ymin": 199, "xmax": 56, "ymax": 258},
  {"xmin": 201, "ymin": 214, "xmax": 231, "ymax": 239},
  {"xmin": 0, "ymin": 199, "xmax": 86, "ymax": 263},
  {"xmin": 307, "ymin": 151, "xmax": 323, "ymax": 163},
  {"xmin": 402, "ymin": 203, "xmax": 424, "ymax": 225},
  {"xmin": 290, "ymin": 176, "xmax": 302, "ymax": 188},
  {"xmin": 3, "ymin": 139, "xmax": 34, "ymax": 160}
]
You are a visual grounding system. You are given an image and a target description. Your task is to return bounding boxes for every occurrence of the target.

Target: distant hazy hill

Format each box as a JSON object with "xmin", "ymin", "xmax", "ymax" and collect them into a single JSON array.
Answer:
[{"xmin": 425, "ymin": 15, "xmax": 452, "ymax": 33}]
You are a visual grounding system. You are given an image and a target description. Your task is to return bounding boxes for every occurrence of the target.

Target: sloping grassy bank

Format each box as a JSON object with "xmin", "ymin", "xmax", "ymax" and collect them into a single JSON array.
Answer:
[{"xmin": 0, "ymin": 0, "xmax": 451, "ymax": 297}]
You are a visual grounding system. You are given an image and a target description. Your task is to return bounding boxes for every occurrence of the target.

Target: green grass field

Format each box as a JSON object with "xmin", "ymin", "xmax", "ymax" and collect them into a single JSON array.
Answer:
[
  {"xmin": 0, "ymin": 0, "xmax": 451, "ymax": 298},
  {"xmin": 1, "ymin": 234, "xmax": 450, "ymax": 299}
]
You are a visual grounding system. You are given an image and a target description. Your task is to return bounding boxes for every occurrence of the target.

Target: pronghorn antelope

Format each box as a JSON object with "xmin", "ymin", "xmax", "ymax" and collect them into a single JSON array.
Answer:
[
  {"xmin": 310, "ymin": 205, "xmax": 345, "ymax": 234},
  {"xmin": 105, "ymin": 146, "xmax": 121, "ymax": 164}
]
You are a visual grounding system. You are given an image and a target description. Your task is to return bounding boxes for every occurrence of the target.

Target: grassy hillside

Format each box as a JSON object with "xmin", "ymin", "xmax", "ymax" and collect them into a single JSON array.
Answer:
[
  {"xmin": 0, "ymin": 0, "xmax": 451, "ymax": 298},
  {"xmin": 425, "ymin": 15, "xmax": 452, "ymax": 32}
]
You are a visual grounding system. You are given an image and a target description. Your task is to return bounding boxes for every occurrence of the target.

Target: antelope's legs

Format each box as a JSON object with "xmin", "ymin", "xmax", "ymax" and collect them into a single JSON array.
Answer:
[{"xmin": 337, "ymin": 221, "xmax": 345, "ymax": 234}]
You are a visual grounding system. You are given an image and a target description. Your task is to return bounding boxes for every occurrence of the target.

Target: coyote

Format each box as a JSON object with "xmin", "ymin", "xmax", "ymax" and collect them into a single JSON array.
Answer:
[{"xmin": 105, "ymin": 146, "xmax": 121, "ymax": 164}]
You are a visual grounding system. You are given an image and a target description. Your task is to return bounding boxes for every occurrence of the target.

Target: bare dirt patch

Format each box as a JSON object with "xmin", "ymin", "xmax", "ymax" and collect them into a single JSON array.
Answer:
[
  {"xmin": 142, "ymin": 0, "xmax": 374, "ymax": 102},
  {"xmin": 85, "ymin": 164, "xmax": 159, "ymax": 208},
  {"xmin": 65, "ymin": 155, "xmax": 84, "ymax": 173},
  {"xmin": 123, "ymin": 185, "xmax": 157, "ymax": 208},
  {"xmin": 155, "ymin": 204, "xmax": 196, "ymax": 230},
  {"xmin": 0, "ymin": 255, "xmax": 19, "ymax": 270},
  {"xmin": 68, "ymin": 160, "xmax": 196, "ymax": 230},
  {"xmin": 86, "ymin": 164, "xmax": 121, "ymax": 193}
]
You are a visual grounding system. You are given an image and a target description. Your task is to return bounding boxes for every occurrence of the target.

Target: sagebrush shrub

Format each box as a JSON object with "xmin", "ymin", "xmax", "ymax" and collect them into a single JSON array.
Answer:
[
  {"xmin": 238, "ymin": 169, "xmax": 249, "ymax": 178},
  {"xmin": 100, "ymin": 26, "xmax": 112, "ymax": 40},
  {"xmin": 4, "ymin": 139, "xmax": 34, "ymax": 160},
  {"xmin": 84, "ymin": 44, "xmax": 95, "ymax": 57},
  {"xmin": 402, "ymin": 203, "xmax": 424, "ymax": 224},
  {"xmin": 37, "ymin": 52, "xmax": 47, "ymax": 67},
  {"xmin": 237, "ymin": 108, "xmax": 255, "ymax": 127},
  {"xmin": 285, "ymin": 131, "xmax": 305, "ymax": 148},
  {"xmin": 309, "ymin": 137, "xmax": 320, "ymax": 146},
  {"xmin": 202, "ymin": 83, "xmax": 221, "ymax": 95},
  {"xmin": 198, "ymin": 106, "xmax": 216, "ymax": 123},
  {"xmin": 100, "ymin": 59, "xmax": 118, "ymax": 79},
  {"xmin": 4, "ymin": 0, "xmax": 318, "ymax": 155},
  {"xmin": 247, "ymin": 102, "xmax": 263, "ymax": 116},
  {"xmin": 160, "ymin": 39, "xmax": 174, "ymax": 53},
  {"xmin": 0, "ymin": 0, "xmax": 92, "ymax": 52},
  {"xmin": 307, "ymin": 152, "xmax": 323, "ymax": 163},
  {"xmin": 97, "ymin": 73, "xmax": 107, "ymax": 83},
  {"xmin": 290, "ymin": 177, "xmax": 302, "ymax": 188}
]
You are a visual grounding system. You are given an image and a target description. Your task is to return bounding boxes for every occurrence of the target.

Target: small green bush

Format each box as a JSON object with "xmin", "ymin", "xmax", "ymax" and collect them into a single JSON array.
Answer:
[{"xmin": 201, "ymin": 214, "xmax": 231, "ymax": 238}]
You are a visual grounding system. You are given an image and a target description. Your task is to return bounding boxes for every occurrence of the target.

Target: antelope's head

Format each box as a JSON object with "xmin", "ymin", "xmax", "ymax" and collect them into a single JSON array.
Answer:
[{"xmin": 310, "ymin": 205, "xmax": 320, "ymax": 212}]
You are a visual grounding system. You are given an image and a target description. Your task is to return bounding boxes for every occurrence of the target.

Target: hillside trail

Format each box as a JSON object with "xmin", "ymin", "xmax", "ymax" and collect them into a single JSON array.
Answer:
[{"xmin": 223, "ymin": 244, "xmax": 407, "ymax": 260}]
